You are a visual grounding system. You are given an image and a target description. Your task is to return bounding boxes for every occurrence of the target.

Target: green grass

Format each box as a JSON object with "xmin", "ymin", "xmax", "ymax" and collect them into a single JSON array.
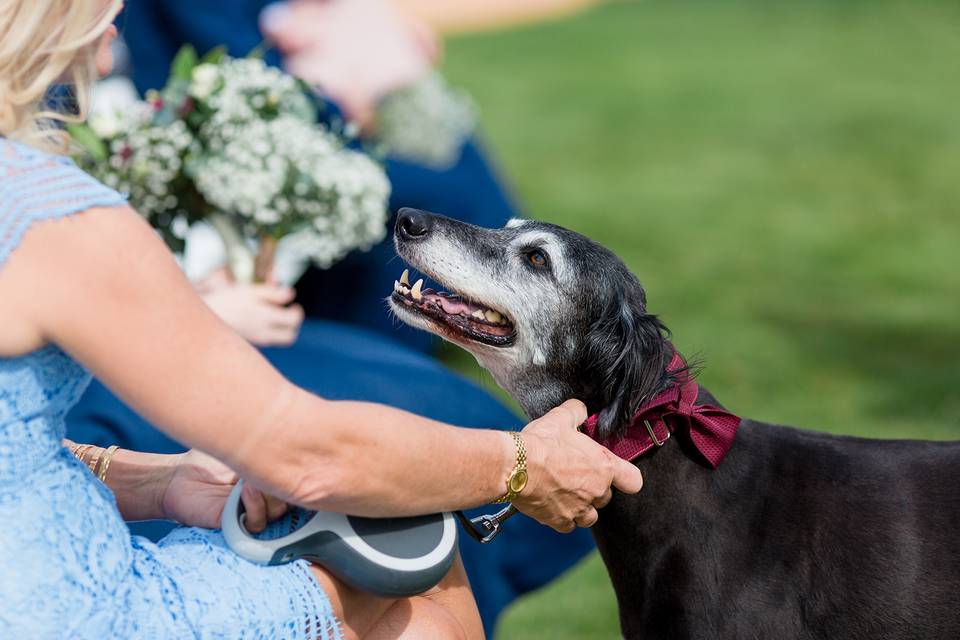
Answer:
[{"xmin": 437, "ymin": 1, "xmax": 960, "ymax": 637}]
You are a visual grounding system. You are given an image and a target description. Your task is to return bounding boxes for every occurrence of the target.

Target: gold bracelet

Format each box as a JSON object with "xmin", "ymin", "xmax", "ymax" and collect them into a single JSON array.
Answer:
[
  {"xmin": 72, "ymin": 444, "xmax": 93, "ymax": 466},
  {"xmin": 97, "ymin": 446, "xmax": 120, "ymax": 483},
  {"xmin": 87, "ymin": 446, "xmax": 104, "ymax": 476}
]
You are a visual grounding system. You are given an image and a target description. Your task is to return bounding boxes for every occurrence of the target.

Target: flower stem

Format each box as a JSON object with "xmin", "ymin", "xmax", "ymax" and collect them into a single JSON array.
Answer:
[
  {"xmin": 208, "ymin": 212, "xmax": 255, "ymax": 284},
  {"xmin": 254, "ymin": 235, "xmax": 278, "ymax": 284}
]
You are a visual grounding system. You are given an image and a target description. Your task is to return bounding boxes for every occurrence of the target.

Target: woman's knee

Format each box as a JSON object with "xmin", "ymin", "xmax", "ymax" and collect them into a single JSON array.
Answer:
[
  {"xmin": 367, "ymin": 597, "xmax": 470, "ymax": 640},
  {"xmin": 307, "ymin": 553, "xmax": 483, "ymax": 640},
  {"xmin": 307, "ymin": 563, "xmax": 396, "ymax": 640}
]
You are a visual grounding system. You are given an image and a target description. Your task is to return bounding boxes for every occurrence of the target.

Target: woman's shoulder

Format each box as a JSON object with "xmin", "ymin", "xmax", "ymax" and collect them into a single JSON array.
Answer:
[
  {"xmin": 0, "ymin": 137, "xmax": 125, "ymax": 198},
  {"xmin": 1, "ymin": 137, "xmax": 72, "ymax": 171},
  {"xmin": 0, "ymin": 137, "xmax": 128, "ymax": 268}
]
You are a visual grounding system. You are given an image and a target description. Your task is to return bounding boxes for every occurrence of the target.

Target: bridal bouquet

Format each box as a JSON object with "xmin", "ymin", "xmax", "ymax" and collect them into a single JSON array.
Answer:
[{"xmin": 71, "ymin": 47, "xmax": 391, "ymax": 282}]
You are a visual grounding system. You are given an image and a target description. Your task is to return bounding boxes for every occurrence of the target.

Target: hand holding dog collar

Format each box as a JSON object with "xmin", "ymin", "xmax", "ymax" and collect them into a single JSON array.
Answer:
[
  {"xmin": 581, "ymin": 352, "xmax": 741, "ymax": 468},
  {"xmin": 512, "ymin": 399, "xmax": 644, "ymax": 533}
]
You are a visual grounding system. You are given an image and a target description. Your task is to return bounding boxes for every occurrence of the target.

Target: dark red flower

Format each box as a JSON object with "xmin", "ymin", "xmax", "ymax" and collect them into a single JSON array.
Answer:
[{"xmin": 178, "ymin": 97, "xmax": 195, "ymax": 117}]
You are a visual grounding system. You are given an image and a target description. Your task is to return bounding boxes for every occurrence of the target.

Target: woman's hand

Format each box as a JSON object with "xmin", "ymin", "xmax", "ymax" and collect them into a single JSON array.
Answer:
[
  {"xmin": 260, "ymin": 0, "xmax": 438, "ymax": 128},
  {"xmin": 198, "ymin": 274, "xmax": 304, "ymax": 347},
  {"xmin": 512, "ymin": 400, "xmax": 644, "ymax": 532},
  {"xmin": 160, "ymin": 449, "xmax": 288, "ymax": 532}
]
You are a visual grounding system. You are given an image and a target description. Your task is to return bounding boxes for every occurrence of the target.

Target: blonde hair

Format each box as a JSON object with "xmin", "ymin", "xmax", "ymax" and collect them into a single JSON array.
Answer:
[{"xmin": 0, "ymin": 0, "xmax": 122, "ymax": 153}]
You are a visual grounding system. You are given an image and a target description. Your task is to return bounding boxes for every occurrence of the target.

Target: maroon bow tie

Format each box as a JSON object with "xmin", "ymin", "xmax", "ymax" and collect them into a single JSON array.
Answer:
[{"xmin": 581, "ymin": 352, "xmax": 740, "ymax": 468}]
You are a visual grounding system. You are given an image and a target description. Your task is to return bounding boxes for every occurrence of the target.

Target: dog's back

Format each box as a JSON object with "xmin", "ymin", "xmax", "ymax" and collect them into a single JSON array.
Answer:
[{"xmin": 595, "ymin": 393, "xmax": 960, "ymax": 639}]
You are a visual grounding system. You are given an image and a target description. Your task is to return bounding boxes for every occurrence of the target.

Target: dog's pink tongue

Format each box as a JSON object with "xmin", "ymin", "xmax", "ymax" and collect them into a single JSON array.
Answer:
[{"xmin": 438, "ymin": 296, "xmax": 474, "ymax": 316}]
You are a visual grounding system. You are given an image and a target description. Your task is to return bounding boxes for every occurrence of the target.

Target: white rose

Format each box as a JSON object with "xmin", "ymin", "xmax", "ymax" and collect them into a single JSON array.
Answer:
[
  {"xmin": 89, "ymin": 112, "xmax": 121, "ymax": 138},
  {"xmin": 190, "ymin": 64, "xmax": 220, "ymax": 100}
]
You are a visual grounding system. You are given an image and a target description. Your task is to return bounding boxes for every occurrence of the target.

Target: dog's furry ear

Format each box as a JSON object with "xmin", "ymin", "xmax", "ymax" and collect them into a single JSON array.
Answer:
[{"xmin": 581, "ymin": 294, "xmax": 673, "ymax": 440}]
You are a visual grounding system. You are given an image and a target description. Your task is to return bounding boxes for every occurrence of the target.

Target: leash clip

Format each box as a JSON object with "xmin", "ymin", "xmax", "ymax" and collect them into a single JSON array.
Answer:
[
  {"xmin": 455, "ymin": 505, "xmax": 518, "ymax": 544},
  {"xmin": 644, "ymin": 419, "xmax": 670, "ymax": 447}
]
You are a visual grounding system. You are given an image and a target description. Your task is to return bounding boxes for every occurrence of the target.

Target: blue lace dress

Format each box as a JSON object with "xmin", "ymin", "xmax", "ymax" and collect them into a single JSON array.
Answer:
[{"xmin": 0, "ymin": 139, "xmax": 340, "ymax": 639}]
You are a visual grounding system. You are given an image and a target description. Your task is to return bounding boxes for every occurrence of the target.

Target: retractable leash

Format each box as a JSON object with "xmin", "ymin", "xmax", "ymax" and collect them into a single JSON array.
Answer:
[{"xmin": 221, "ymin": 481, "xmax": 517, "ymax": 597}]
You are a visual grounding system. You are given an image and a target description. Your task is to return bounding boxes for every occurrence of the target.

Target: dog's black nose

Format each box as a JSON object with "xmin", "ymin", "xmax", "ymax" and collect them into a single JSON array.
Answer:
[{"xmin": 396, "ymin": 208, "xmax": 432, "ymax": 240}]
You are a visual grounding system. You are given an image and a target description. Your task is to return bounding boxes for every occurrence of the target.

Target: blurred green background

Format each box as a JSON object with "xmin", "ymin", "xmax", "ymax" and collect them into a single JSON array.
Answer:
[{"xmin": 437, "ymin": 0, "xmax": 960, "ymax": 637}]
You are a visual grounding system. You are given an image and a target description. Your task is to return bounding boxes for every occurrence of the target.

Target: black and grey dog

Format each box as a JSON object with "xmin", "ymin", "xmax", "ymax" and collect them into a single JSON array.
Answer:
[{"xmin": 389, "ymin": 208, "xmax": 960, "ymax": 640}]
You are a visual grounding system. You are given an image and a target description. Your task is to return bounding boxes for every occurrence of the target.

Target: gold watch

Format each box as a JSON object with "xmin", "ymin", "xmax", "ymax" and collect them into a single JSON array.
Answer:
[{"xmin": 494, "ymin": 432, "xmax": 528, "ymax": 503}]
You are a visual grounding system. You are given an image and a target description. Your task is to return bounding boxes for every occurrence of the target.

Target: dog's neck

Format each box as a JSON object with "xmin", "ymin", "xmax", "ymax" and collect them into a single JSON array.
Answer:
[
  {"xmin": 508, "ymin": 373, "xmax": 580, "ymax": 422},
  {"xmin": 471, "ymin": 351, "xmax": 579, "ymax": 421},
  {"xmin": 485, "ymin": 356, "xmax": 674, "ymax": 431},
  {"xmin": 591, "ymin": 385, "xmax": 746, "ymax": 637}
]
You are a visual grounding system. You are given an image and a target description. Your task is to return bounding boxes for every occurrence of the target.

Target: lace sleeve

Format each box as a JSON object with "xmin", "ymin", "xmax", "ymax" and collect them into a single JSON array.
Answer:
[{"xmin": 0, "ymin": 139, "xmax": 127, "ymax": 272}]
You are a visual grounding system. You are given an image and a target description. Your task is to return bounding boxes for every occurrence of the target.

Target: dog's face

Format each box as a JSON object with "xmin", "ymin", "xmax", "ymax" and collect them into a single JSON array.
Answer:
[{"xmin": 389, "ymin": 209, "xmax": 673, "ymax": 438}]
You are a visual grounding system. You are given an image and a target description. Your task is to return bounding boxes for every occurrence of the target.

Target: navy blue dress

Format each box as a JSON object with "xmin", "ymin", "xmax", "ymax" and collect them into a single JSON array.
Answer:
[{"xmin": 68, "ymin": 2, "xmax": 595, "ymax": 633}]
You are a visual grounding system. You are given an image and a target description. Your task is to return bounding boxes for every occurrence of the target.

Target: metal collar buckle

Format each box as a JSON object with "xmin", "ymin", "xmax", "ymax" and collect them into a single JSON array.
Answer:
[
  {"xmin": 644, "ymin": 419, "xmax": 670, "ymax": 447},
  {"xmin": 455, "ymin": 505, "xmax": 518, "ymax": 544}
]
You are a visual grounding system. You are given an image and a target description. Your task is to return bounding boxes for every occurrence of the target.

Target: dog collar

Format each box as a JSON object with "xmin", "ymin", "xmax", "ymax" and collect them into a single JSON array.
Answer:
[{"xmin": 580, "ymin": 352, "xmax": 741, "ymax": 468}]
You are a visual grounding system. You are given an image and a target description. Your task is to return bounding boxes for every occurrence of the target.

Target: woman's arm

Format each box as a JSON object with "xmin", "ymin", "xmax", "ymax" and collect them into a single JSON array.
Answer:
[
  {"xmin": 394, "ymin": 0, "xmax": 602, "ymax": 34},
  {"xmin": 63, "ymin": 441, "xmax": 286, "ymax": 531},
  {"xmin": 63, "ymin": 439, "xmax": 171, "ymax": 521},
  {"xmin": 1, "ymin": 207, "xmax": 640, "ymax": 529}
]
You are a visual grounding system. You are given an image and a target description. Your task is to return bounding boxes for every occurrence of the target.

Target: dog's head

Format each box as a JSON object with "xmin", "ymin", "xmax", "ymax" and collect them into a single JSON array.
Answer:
[{"xmin": 389, "ymin": 208, "xmax": 675, "ymax": 439}]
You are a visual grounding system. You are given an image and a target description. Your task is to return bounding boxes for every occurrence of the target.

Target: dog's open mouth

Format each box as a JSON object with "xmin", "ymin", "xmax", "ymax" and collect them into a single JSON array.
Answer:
[{"xmin": 390, "ymin": 268, "xmax": 516, "ymax": 347}]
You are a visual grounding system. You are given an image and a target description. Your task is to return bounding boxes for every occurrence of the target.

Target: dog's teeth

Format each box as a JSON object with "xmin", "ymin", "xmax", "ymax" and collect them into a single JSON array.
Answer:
[
  {"xmin": 485, "ymin": 310, "xmax": 502, "ymax": 324},
  {"xmin": 394, "ymin": 280, "xmax": 401, "ymax": 292},
  {"xmin": 400, "ymin": 269, "xmax": 410, "ymax": 286},
  {"xmin": 471, "ymin": 309, "xmax": 485, "ymax": 320},
  {"xmin": 411, "ymin": 279, "xmax": 424, "ymax": 301}
]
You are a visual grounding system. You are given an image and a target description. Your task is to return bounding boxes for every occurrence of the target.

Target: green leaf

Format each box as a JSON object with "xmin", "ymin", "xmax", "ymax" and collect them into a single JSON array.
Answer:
[
  {"xmin": 66, "ymin": 123, "xmax": 108, "ymax": 162},
  {"xmin": 200, "ymin": 45, "xmax": 227, "ymax": 65},
  {"xmin": 247, "ymin": 41, "xmax": 270, "ymax": 60},
  {"xmin": 170, "ymin": 45, "xmax": 198, "ymax": 82}
]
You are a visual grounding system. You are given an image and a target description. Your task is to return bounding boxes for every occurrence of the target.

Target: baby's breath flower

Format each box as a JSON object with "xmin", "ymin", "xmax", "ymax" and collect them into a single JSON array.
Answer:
[
  {"xmin": 189, "ymin": 63, "xmax": 221, "ymax": 100},
  {"xmin": 77, "ymin": 51, "xmax": 390, "ymax": 271},
  {"xmin": 376, "ymin": 71, "xmax": 477, "ymax": 169}
]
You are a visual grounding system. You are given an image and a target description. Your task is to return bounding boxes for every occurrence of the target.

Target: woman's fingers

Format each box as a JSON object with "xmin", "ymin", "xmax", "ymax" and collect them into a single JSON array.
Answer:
[
  {"xmin": 544, "ymin": 398, "xmax": 588, "ymax": 430},
  {"xmin": 272, "ymin": 303, "xmax": 304, "ymax": 329},
  {"xmin": 241, "ymin": 483, "xmax": 289, "ymax": 532},
  {"xmin": 265, "ymin": 493, "xmax": 289, "ymax": 521},
  {"xmin": 260, "ymin": 2, "xmax": 321, "ymax": 53},
  {"xmin": 250, "ymin": 302, "xmax": 303, "ymax": 346},
  {"xmin": 608, "ymin": 450, "xmax": 644, "ymax": 494},
  {"xmin": 253, "ymin": 284, "xmax": 297, "ymax": 306},
  {"xmin": 574, "ymin": 507, "xmax": 599, "ymax": 529},
  {"xmin": 260, "ymin": 300, "xmax": 303, "ymax": 329},
  {"xmin": 241, "ymin": 482, "xmax": 269, "ymax": 533},
  {"xmin": 407, "ymin": 14, "xmax": 442, "ymax": 63},
  {"xmin": 593, "ymin": 486, "xmax": 614, "ymax": 509},
  {"xmin": 254, "ymin": 329, "xmax": 299, "ymax": 347}
]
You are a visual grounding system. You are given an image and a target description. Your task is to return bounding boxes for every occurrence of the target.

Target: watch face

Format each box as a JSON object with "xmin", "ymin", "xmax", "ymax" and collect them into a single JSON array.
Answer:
[{"xmin": 509, "ymin": 469, "xmax": 528, "ymax": 494}]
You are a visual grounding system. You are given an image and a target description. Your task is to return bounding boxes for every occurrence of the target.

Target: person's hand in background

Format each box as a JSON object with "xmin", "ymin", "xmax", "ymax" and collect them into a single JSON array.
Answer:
[
  {"xmin": 196, "ymin": 267, "xmax": 305, "ymax": 347},
  {"xmin": 260, "ymin": 0, "xmax": 439, "ymax": 128}
]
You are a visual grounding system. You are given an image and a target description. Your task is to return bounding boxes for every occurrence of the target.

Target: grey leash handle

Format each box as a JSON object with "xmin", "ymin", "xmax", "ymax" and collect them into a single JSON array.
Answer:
[{"xmin": 221, "ymin": 480, "xmax": 460, "ymax": 597}]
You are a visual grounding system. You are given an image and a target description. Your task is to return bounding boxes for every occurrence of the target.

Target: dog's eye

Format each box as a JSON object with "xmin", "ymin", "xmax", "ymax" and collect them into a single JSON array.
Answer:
[{"xmin": 526, "ymin": 249, "xmax": 549, "ymax": 269}]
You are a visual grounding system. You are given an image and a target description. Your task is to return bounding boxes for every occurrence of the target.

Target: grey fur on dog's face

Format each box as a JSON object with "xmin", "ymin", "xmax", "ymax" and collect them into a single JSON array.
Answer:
[{"xmin": 391, "ymin": 211, "xmax": 674, "ymax": 438}]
